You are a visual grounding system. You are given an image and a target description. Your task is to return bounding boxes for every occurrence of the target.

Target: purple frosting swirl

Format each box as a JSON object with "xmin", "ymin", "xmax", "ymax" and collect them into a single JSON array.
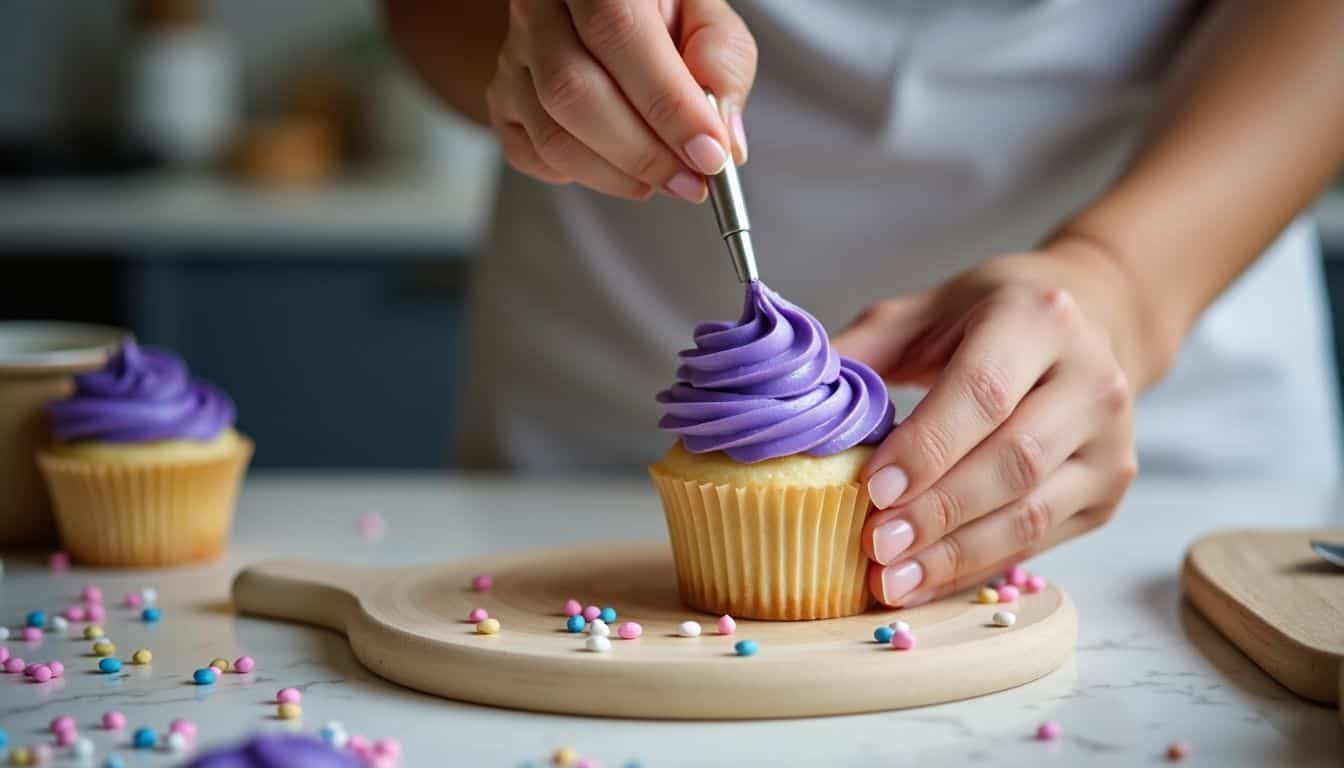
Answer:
[
  {"xmin": 48, "ymin": 339, "xmax": 235, "ymax": 443},
  {"xmin": 187, "ymin": 734, "xmax": 363, "ymax": 768},
  {"xmin": 657, "ymin": 281, "xmax": 895, "ymax": 463}
]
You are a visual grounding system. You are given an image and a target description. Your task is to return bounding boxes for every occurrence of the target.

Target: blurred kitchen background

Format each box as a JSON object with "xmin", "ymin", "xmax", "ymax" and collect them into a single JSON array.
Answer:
[{"xmin": 3, "ymin": 1, "xmax": 1344, "ymax": 469}]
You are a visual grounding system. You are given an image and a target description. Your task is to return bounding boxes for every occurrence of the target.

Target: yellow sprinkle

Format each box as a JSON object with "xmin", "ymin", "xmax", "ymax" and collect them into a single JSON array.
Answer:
[
  {"xmin": 132, "ymin": 648, "xmax": 153, "ymax": 665},
  {"xmin": 210, "ymin": 657, "xmax": 230, "ymax": 672},
  {"xmin": 551, "ymin": 747, "xmax": 577, "ymax": 767},
  {"xmin": 976, "ymin": 587, "xmax": 999, "ymax": 604},
  {"xmin": 277, "ymin": 703, "xmax": 303, "ymax": 720},
  {"xmin": 476, "ymin": 618, "xmax": 501, "ymax": 635},
  {"xmin": 83, "ymin": 625, "xmax": 104, "ymax": 640},
  {"xmin": 9, "ymin": 746, "xmax": 32, "ymax": 766},
  {"xmin": 93, "ymin": 640, "xmax": 116, "ymax": 657}
]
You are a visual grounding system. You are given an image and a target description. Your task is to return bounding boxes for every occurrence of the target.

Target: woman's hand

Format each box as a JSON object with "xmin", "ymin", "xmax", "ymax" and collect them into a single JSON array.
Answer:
[
  {"xmin": 486, "ymin": 0, "xmax": 756, "ymax": 202},
  {"xmin": 833, "ymin": 239, "xmax": 1165, "ymax": 608}
]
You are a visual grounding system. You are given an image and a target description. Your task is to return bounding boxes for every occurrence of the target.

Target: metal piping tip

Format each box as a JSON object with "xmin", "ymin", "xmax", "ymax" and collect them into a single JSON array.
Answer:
[{"xmin": 704, "ymin": 90, "xmax": 759, "ymax": 284}]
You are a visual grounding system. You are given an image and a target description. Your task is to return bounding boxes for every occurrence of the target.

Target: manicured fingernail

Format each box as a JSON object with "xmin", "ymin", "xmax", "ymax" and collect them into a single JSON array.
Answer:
[
  {"xmin": 729, "ymin": 109, "xmax": 748, "ymax": 164},
  {"xmin": 881, "ymin": 560, "xmax": 924, "ymax": 604},
  {"xmin": 867, "ymin": 465, "xmax": 908, "ymax": 508},
  {"xmin": 663, "ymin": 171, "xmax": 707, "ymax": 203},
  {"xmin": 872, "ymin": 518, "xmax": 914, "ymax": 565},
  {"xmin": 684, "ymin": 134, "xmax": 727, "ymax": 175}
]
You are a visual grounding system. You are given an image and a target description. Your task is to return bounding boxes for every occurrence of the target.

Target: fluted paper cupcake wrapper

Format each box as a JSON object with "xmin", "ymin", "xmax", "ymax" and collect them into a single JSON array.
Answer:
[
  {"xmin": 650, "ymin": 467, "xmax": 873, "ymax": 620},
  {"xmin": 37, "ymin": 437, "xmax": 253, "ymax": 567}
]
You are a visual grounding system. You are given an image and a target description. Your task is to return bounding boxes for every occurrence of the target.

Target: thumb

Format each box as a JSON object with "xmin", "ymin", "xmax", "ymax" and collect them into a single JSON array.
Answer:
[{"xmin": 678, "ymin": 0, "xmax": 757, "ymax": 164}]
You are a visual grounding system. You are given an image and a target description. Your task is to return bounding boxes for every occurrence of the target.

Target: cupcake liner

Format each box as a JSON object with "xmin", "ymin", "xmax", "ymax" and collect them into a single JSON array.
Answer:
[
  {"xmin": 650, "ymin": 466, "xmax": 873, "ymax": 620},
  {"xmin": 37, "ymin": 436, "xmax": 253, "ymax": 567}
]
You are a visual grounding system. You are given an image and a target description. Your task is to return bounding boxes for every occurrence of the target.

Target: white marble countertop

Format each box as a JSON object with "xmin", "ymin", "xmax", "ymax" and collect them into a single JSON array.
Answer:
[{"xmin": 1, "ymin": 473, "xmax": 1341, "ymax": 767}]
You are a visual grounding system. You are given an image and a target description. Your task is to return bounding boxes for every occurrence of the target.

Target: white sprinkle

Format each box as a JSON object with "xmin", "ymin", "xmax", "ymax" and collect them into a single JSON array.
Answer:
[
  {"xmin": 49, "ymin": 616, "xmax": 69, "ymax": 633},
  {"xmin": 321, "ymin": 722, "xmax": 348, "ymax": 749},
  {"xmin": 0, "ymin": 626, "xmax": 10, "ymax": 641},
  {"xmin": 888, "ymin": 620, "xmax": 910, "ymax": 633},
  {"xmin": 587, "ymin": 619, "xmax": 610, "ymax": 637},
  {"xmin": 677, "ymin": 620, "xmax": 702, "ymax": 638},
  {"xmin": 165, "ymin": 732, "xmax": 189, "ymax": 752},
  {"xmin": 140, "ymin": 587, "xmax": 158, "ymax": 605},
  {"xmin": 73, "ymin": 737, "xmax": 95, "ymax": 759},
  {"xmin": 992, "ymin": 611, "xmax": 1017, "ymax": 627},
  {"xmin": 585, "ymin": 635, "xmax": 612, "ymax": 652}
]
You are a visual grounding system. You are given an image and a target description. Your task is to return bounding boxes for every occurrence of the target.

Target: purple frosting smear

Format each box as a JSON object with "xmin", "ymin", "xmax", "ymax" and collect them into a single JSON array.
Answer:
[
  {"xmin": 187, "ymin": 734, "xmax": 362, "ymax": 768},
  {"xmin": 657, "ymin": 281, "xmax": 895, "ymax": 463},
  {"xmin": 48, "ymin": 339, "xmax": 235, "ymax": 443}
]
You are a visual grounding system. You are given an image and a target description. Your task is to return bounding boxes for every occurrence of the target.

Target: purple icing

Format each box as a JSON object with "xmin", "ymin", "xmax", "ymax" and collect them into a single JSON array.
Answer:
[
  {"xmin": 48, "ymin": 339, "xmax": 235, "ymax": 443},
  {"xmin": 187, "ymin": 734, "xmax": 362, "ymax": 768},
  {"xmin": 657, "ymin": 281, "xmax": 895, "ymax": 462}
]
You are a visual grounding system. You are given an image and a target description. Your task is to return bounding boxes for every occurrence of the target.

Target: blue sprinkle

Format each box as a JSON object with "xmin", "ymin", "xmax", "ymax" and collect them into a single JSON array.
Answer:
[
  {"xmin": 99, "ymin": 657, "xmax": 122, "ymax": 674},
  {"xmin": 623, "ymin": 762, "xmax": 644, "ymax": 768},
  {"xmin": 599, "ymin": 606, "xmax": 617, "ymax": 623},
  {"xmin": 26, "ymin": 610, "xmax": 45, "ymax": 628},
  {"xmin": 874, "ymin": 626, "xmax": 895, "ymax": 643},
  {"xmin": 132, "ymin": 727, "xmax": 156, "ymax": 749},
  {"xmin": 565, "ymin": 615, "xmax": 585, "ymax": 633},
  {"xmin": 0, "ymin": 726, "xmax": 8, "ymax": 747},
  {"xmin": 193, "ymin": 668, "xmax": 216, "ymax": 685},
  {"xmin": 734, "ymin": 639, "xmax": 758, "ymax": 657},
  {"xmin": 104, "ymin": 758, "xmax": 126, "ymax": 768},
  {"xmin": 141, "ymin": 607, "xmax": 161, "ymax": 623}
]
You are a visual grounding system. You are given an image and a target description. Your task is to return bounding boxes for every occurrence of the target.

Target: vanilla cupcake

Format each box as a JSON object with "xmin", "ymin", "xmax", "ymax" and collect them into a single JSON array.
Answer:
[
  {"xmin": 37, "ymin": 340, "xmax": 252, "ymax": 566},
  {"xmin": 650, "ymin": 281, "xmax": 895, "ymax": 620}
]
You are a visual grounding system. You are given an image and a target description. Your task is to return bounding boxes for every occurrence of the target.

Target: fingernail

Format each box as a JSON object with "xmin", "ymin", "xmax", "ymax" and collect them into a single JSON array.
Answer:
[
  {"xmin": 684, "ymin": 134, "xmax": 728, "ymax": 175},
  {"xmin": 663, "ymin": 171, "xmax": 707, "ymax": 203},
  {"xmin": 872, "ymin": 518, "xmax": 914, "ymax": 565},
  {"xmin": 729, "ymin": 109, "xmax": 748, "ymax": 164},
  {"xmin": 867, "ymin": 465, "xmax": 908, "ymax": 508},
  {"xmin": 881, "ymin": 560, "xmax": 924, "ymax": 604}
]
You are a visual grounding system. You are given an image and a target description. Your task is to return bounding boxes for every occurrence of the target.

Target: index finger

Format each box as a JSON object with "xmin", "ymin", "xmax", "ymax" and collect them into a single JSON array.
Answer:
[{"xmin": 565, "ymin": 0, "xmax": 732, "ymax": 174}]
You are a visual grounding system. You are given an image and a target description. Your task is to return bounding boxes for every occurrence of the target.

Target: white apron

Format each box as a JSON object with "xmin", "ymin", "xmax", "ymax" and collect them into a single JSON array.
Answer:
[{"xmin": 460, "ymin": 0, "xmax": 1341, "ymax": 486}]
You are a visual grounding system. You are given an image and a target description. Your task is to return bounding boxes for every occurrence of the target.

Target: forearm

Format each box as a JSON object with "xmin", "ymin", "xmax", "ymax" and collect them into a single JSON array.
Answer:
[
  {"xmin": 381, "ymin": 0, "xmax": 507, "ymax": 125},
  {"xmin": 1048, "ymin": 0, "xmax": 1344, "ymax": 389}
]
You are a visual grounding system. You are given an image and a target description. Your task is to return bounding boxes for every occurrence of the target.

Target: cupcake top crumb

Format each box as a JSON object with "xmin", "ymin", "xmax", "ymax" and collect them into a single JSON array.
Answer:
[{"xmin": 654, "ymin": 439, "xmax": 872, "ymax": 487}]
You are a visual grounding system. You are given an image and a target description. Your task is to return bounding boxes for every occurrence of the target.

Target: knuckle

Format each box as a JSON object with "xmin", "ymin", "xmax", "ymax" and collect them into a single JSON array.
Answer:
[
  {"xmin": 537, "ymin": 64, "xmax": 591, "ymax": 115},
  {"xmin": 575, "ymin": 0, "xmax": 639, "ymax": 53},
  {"xmin": 1039, "ymin": 287, "xmax": 1078, "ymax": 325},
  {"xmin": 1001, "ymin": 432, "xmax": 1046, "ymax": 492},
  {"xmin": 534, "ymin": 121, "xmax": 574, "ymax": 162},
  {"xmin": 713, "ymin": 30, "xmax": 759, "ymax": 86},
  {"xmin": 963, "ymin": 362, "xmax": 1014, "ymax": 424},
  {"xmin": 644, "ymin": 87, "xmax": 686, "ymax": 127},
  {"xmin": 1012, "ymin": 496, "xmax": 1053, "ymax": 548},
  {"xmin": 923, "ymin": 485, "xmax": 962, "ymax": 536},
  {"xmin": 910, "ymin": 421, "xmax": 954, "ymax": 475},
  {"xmin": 1117, "ymin": 450, "xmax": 1140, "ymax": 486},
  {"xmin": 1099, "ymin": 367, "xmax": 1131, "ymax": 412},
  {"xmin": 630, "ymin": 144, "xmax": 664, "ymax": 180},
  {"xmin": 932, "ymin": 534, "xmax": 965, "ymax": 581}
]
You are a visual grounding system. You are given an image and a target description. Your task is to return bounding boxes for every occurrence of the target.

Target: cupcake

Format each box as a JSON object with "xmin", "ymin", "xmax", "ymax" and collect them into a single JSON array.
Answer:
[
  {"xmin": 650, "ymin": 281, "xmax": 895, "ymax": 620},
  {"xmin": 36, "ymin": 340, "xmax": 252, "ymax": 566}
]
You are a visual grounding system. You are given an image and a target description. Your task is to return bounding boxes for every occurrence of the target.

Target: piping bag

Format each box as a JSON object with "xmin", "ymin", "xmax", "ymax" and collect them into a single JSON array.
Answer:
[{"xmin": 704, "ymin": 90, "xmax": 759, "ymax": 283}]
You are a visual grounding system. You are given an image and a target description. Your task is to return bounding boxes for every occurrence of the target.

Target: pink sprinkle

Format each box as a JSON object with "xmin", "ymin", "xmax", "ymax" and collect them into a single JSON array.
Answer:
[
  {"xmin": 890, "ymin": 630, "xmax": 917, "ymax": 650},
  {"xmin": 3, "ymin": 657, "xmax": 24, "ymax": 673},
  {"xmin": 21, "ymin": 626, "xmax": 41, "ymax": 642},
  {"xmin": 468, "ymin": 608, "xmax": 489, "ymax": 623},
  {"xmin": 373, "ymin": 739, "xmax": 402, "ymax": 757},
  {"xmin": 574, "ymin": 761, "xmax": 599, "ymax": 768},
  {"xmin": 49, "ymin": 552, "xmax": 70, "ymax": 571},
  {"xmin": 357, "ymin": 511, "xmax": 385, "ymax": 540},
  {"xmin": 85, "ymin": 604, "xmax": 105, "ymax": 622},
  {"xmin": 1006, "ymin": 566, "xmax": 1028, "ymax": 587},
  {"xmin": 718, "ymin": 615, "xmax": 736, "ymax": 635},
  {"xmin": 276, "ymin": 687, "xmax": 301, "ymax": 704},
  {"xmin": 1026, "ymin": 574, "xmax": 1047, "ymax": 594},
  {"xmin": 123, "ymin": 592, "xmax": 143, "ymax": 609},
  {"xmin": 563, "ymin": 599, "xmax": 582, "ymax": 617},
  {"xmin": 1167, "ymin": 741, "xmax": 1190, "ymax": 761},
  {"xmin": 102, "ymin": 711, "xmax": 127, "ymax": 730},
  {"xmin": 64, "ymin": 605, "xmax": 86, "ymax": 622},
  {"xmin": 31, "ymin": 664, "xmax": 52, "ymax": 683},
  {"xmin": 996, "ymin": 585, "xmax": 1020, "ymax": 603},
  {"xmin": 1036, "ymin": 720, "xmax": 1062, "ymax": 741},
  {"xmin": 48, "ymin": 660, "xmax": 64, "ymax": 678},
  {"xmin": 32, "ymin": 744, "xmax": 52, "ymax": 764},
  {"xmin": 0, "ymin": 646, "xmax": 8, "ymax": 663},
  {"xmin": 471, "ymin": 574, "xmax": 494, "ymax": 592},
  {"xmin": 369, "ymin": 757, "xmax": 397, "ymax": 768},
  {"xmin": 24, "ymin": 663, "xmax": 38, "ymax": 676},
  {"xmin": 347, "ymin": 734, "xmax": 372, "ymax": 754},
  {"xmin": 234, "ymin": 656, "xmax": 255, "ymax": 673},
  {"xmin": 169, "ymin": 718, "xmax": 197, "ymax": 739},
  {"xmin": 207, "ymin": 666, "xmax": 221, "ymax": 680},
  {"xmin": 582, "ymin": 605, "xmax": 601, "ymax": 622},
  {"xmin": 55, "ymin": 727, "xmax": 78, "ymax": 747},
  {"xmin": 49, "ymin": 716, "xmax": 75, "ymax": 734},
  {"xmin": 617, "ymin": 622, "xmax": 643, "ymax": 640},
  {"xmin": 81, "ymin": 585, "xmax": 103, "ymax": 603}
]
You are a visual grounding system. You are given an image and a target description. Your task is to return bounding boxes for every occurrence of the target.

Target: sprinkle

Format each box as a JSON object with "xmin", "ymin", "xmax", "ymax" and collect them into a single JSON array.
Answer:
[
  {"xmin": 20, "ymin": 626, "xmax": 41, "ymax": 642},
  {"xmin": 25, "ymin": 611, "xmax": 44, "ymax": 628},
  {"xmin": 320, "ymin": 722, "xmax": 348, "ymax": 749},
  {"xmin": 47, "ymin": 661, "xmax": 63, "ymax": 677},
  {"xmin": 1036, "ymin": 720, "xmax": 1061, "ymax": 741},
  {"xmin": 0, "ymin": 727, "xmax": 6, "ymax": 746},
  {"xmin": 566, "ymin": 615, "xmax": 586, "ymax": 633},
  {"xmin": 718, "ymin": 615, "xmax": 736, "ymax": 635},
  {"xmin": 132, "ymin": 649, "xmax": 152, "ymax": 665},
  {"xmin": 102, "ymin": 711, "xmax": 126, "ymax": 730},
  {"xmin": 209, "ymin": 657, "xmax": 230, "ymax": 672},
  {"xmin": 996, "ymin": 585, "xmax": 1020, "ymax": 603},
  {"xmin": 85, "ymin": 604, "xmax": 105, "ymax": 622},
  {"xmin": 81, "ymin": 586, "xmax": 103, "ymax": 604},
  {"xmin": 890, "ymin": 630, "xmax": 917, "ymax": 650},
  {"xmin": 574, "ymin": 761, "xmax": 598, "ymax": 768},
  {"xmin": 476, "ymin": 618, "xmax": 501, "ymax": 635},
  {"xmin": 83, "ymin": 625, "xmax": 104, "ymax": 640},
  {"xmin": 0, "ymin": 626, "xmax": 7, "ymax": 640},
  {"xmin": 122, "ymin": 592, "xmax": 142, "ymax": 609},
  {"xmin": 582, "ymin": 606, "xmax": 601, "ymax": 622},
  {"xmin": 73, "ymin": 738, "xmax": 94, "ymax": 759},
  {"xmin": 140, "ymin": 587, "xmax": 158, "ymax": 605},
  {"xmin": 1006, "ymin": 566, "xmax": 1028, "ymax": 587},
  {"xmin": 587, "ymin": 619, "xmax": 610, "ymax": 637},
  {"xmin": 1166, "ymin": 741, "xmax": 1190, "ymax": 761},
  {"xmin": 49, "ymin": 716, "xmax": 74, "ymax": 734},
  {"xmin": 468, "ymin": 608, "xmax": 489, "ymax": 623},
  {"xmin": 277, "ymin": 687, "xmax": 302, "ymax": 704},
  {"xmin": 169, "ymin": 719, "xmax": 197, "ymax": 739},
  {"xmin": 55, "ymin": 728, "xmax": 77, "ymax": 747},
  {"xmin": 165, "ymin": 732, "xmax": 188, "ymax": 753},
  {"xmin": 677, "ymin": 621, "xmax": 702, "ymax": 638},
  {"xmin": 104, "ymin": 757, "xmax": 125, "ymax": 768},
  {"xmin": 357, "ymin": 511, "xmax": 385, "ymax": 540},
  {"xmin": 888, "ymin": 620, "xmax": 911, "ymax": 633},
  {"xmin": 277, "ymin": 703, "xmax": 302, "ymax": 720},
  {"xmin": 585, "ymin": 635, "xmax": 612, "ymax": 653},
  {"xmin": 49, "ymin": 552, "xmax": 70, "ymax": 571},
  {"xmin": 975, "ymin": 587, "xmax": 999, "ymax": 604},
  {"xmin": 1026, "ymin": 574, "xmax": 1048, "ymax": 594},
  {"xmin": 552, "ymin": 746, "xmax": 578, "ymax": 766},
  {"xmin": 31, "ymin": 745, "xmax": 52, "ymax": 765},
  {"xmin": 65, "ymin": 606, "xmax": 86, "ymax": 622},
  {"xmin": 8, "ymin": 747, "xmax": 30, "ymax": 766},
  {"xmin": 140, "ymin": 608, "xmax": 160, "ymax": 623},
  {"xmin": 617, "ymin": 622, "xmax": 642, "ymax": 640},
  {"xmin": 874, "ymin": 626, "xmax": 894, "ymax": 643},
  {"xmin": 734, "ymin": 639, "xmax": 758, "ymax": 656},
  {"xmin": 48, "ymin": 616, "xmax": 68, "ymax": 633},
  {"xmin": 98, "ymin": 658, "xmax": 121, "ymax": 674},
  {"xmin": 347, "ymin": 735, "xmax": 370, "ymax": 754},
  {"xmin": 3, "ymin": 657, "xmax": 24, "ymax": 673},
  {"xmin": 23, "ymin": 663, "xmax": 38, "ymax": 676},
  {"xmin": 92, "ymin": 641, "xmax": 115, "ymax": 657},
  {"xmin": 30, "ymin": 664, "xmax": 52, "ymax": 682},
  {"xmin": 471, "ymin": 574, "xmax": 494, "ymax": 592},
  {"xmin": 192, "ymin": 668, "xmax": 215, "ymax": 685},
  {"xmin": 132, "ymin": 727, "xmax": 156, "ymax": 749},
  {"xmin": 992, "ymin": 611, "xmax": 1017, "ymax": 627},
  {"xmin": 374, "ymin": 739, "xmax": 401, "ymax": 758},
  {"xmin": 234, "ymin": 656, "xmax": 256, "ymax": 673},
  {"xmin": 599, "ymin": 607, "xmax": 617, "ymax": 623},
  {"xmin": 563, "ymin": 599, "xmax": 582, "ymax": 617}
]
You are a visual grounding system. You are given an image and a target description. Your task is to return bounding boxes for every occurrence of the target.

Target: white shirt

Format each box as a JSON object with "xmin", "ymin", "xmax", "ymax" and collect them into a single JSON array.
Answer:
[{"xmin": 460, "ymin": 0, "xmax": 1341, "ymax": 486}]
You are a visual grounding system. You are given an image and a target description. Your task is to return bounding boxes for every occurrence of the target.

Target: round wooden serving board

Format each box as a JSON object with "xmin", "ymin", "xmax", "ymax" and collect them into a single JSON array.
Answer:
[{"xmin": 232, "ymin": 543, "xmax": 1076, "ymax": 719}]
